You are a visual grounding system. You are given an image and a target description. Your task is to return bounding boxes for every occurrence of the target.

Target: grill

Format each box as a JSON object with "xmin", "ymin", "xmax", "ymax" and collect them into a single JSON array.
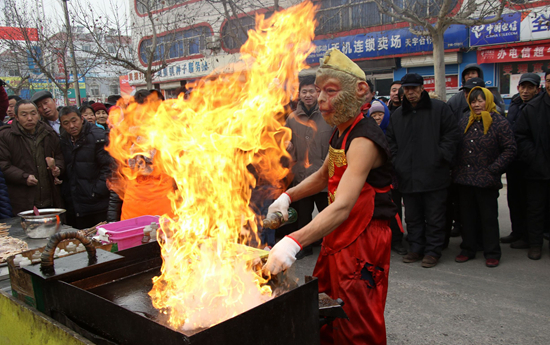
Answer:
[{"xmin": 25, "ymin": 241, "xmax": 325, "ymax": 345}]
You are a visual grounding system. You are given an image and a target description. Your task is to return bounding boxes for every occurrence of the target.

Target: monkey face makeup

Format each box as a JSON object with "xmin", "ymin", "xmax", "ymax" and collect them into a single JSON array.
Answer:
[{"xmin": 315, "ymin": 69, "xmax": 364, "ymax": 127}]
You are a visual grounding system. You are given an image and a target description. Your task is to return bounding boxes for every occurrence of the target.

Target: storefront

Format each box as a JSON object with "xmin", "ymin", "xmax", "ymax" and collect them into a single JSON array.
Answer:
[
  {"xmin": 475, "ymin": 8, "xmax": 550, "ymax": 101},
  {"xmin": 305, "ymin": 24, "xmax": 469, "ymax": 97}
]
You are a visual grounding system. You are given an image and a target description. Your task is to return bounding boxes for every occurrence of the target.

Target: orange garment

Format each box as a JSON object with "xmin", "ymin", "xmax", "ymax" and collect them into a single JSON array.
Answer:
[{"xmin": 121, "ymin": 175, "xmax": 175, "ymax": 220}]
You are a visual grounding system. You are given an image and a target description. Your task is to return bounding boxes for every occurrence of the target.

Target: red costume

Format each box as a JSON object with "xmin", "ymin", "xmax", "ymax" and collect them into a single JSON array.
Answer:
[{"xmin": 313, "ymin": 114, "xmax": 393, "ymax": 345}]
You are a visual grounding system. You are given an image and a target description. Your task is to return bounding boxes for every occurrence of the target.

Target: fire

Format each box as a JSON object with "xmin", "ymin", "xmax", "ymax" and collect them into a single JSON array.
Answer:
[{"xmin": 106, "ymin": 1, "xmax": 317, "ymax": 331}]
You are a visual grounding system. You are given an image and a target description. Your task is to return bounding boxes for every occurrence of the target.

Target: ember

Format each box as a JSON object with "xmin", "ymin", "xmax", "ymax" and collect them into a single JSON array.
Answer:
[{"xmin": 106, "ymin": 1, "xmax": 317, "ymax": 331}]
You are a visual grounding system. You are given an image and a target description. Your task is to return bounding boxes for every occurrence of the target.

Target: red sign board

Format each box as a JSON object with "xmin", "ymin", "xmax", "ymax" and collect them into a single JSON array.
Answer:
[
  {"xmin": 0, "ymin": 27, "xmax": 38, "ymax": 41},
  {"xmin": 119, "ymin": 75, "xmax": 135, "ymax": 96},
  {"xmin": 477, "ymin": 45, "xmax": 550, "ymax": 63},
  {"xmin": 422, "ymin": 75, "xmax": 459, "ymax": 92}
]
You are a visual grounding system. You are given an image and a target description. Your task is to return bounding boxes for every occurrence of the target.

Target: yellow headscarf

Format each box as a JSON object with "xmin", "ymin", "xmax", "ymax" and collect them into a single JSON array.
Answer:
[{"xmin": 465, "ymin": 86, "xmax": 496, "ymax": 135}]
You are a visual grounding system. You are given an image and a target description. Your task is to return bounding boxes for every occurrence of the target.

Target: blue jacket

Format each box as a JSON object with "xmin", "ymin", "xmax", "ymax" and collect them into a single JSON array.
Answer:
[{"xmin": 367, "ymin": 100, "xmax": 390, "ymax": 133}]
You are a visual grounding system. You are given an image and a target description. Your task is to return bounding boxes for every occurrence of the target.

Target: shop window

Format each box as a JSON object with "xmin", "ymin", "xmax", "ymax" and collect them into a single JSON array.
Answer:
[
  {"xmin": 139, "ymin": 26, "xmax": 212, "ymax": 64},
  {"xmin": 110, "ymin": 85, "xmax": 119, "ymax": 95},
  {"xmin": 499, "ymin": 61, "xmax": 549, "ymax": 96},
  {"xmin": 314, "ymin": 0, "xmax": 457, "ymax": 36},
  {"xmin": 221, "ymin": 11, "xmax": 274, "ymax": 51}
]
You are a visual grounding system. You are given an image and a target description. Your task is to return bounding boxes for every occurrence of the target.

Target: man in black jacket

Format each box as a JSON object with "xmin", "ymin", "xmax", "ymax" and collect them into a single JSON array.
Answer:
[
  {"xmin": 514, "ymin": 70, "xmax": 550, "ymax": 260},
  {"xmin": 59, "ymin": 106, "xmax": 111, "ymax": 229},
  {"xmin": 502, "ymin": 73, "xmax": 541, "ymax": 249},
  {"xmin": 386, "ymin": 73, "xmax": 460, "ymax": 268},
  {"xmin": 447, "ymin": 64, "xmax": 484, "ymax": 121}
]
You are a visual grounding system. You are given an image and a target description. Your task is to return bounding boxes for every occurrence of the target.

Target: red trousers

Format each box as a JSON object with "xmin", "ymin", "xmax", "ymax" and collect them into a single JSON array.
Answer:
[{"xmin": 314, "ymin": 219, "xmax": 392, "ymax": 345}]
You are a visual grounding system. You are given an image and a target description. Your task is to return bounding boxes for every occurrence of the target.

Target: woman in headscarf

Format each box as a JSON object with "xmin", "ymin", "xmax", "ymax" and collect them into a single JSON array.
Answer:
[{"xmin": 452, "ymin": 87, "xmax": 516, "ymax": 268}]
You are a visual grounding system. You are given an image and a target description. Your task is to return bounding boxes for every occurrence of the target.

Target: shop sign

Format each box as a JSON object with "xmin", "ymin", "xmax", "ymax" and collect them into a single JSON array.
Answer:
[
  {"xmin": 520, "ymin": 7, "xmax": 550, "ymax": 41},
  {"xmin": 422, "ymin": 75, "xmax": 459, "ymax": 92},
  {"xmin": 305, "ymin": 25, "xmax": 468, "ymax": 64},
  {"xmin": 129, "ymin": 54, "xmax": 242, "ymax": 85},
  {"xmin": 470, "ymin": 13, "xmax": 520, "ymax": 46},
  {"xmin": 119, "ymin": 75, "xmax": 136, "ymax": 96},
  {"xmin": 477, "ymin": 44, "xmax": 550, "ymax": 63}
]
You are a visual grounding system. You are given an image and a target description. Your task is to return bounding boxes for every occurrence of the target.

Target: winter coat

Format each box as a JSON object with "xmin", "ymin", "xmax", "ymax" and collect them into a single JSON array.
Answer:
[
  {"xmin": 367, "ymin": 101, "xmax": 391, "ymax": 133},
  {"xmin": 286, "ymin": 101, "xmax": 333, "ymax": 186},
  {"xmin": 515, "ymin": 92, "xmax": 550, "ymax": 180},
  {"xmin": 447, "ymin": 92, "xmax": 469, "ymax": 123},
  {"xmin": 106, "ymin": 190, "xmax": 123, "ymax": 222},
  {"xmin": 60, "ymin": 120, "xmax": 111, "ymax": 217},
  {"xmin": 387, "ymin": 101, "xmax": 401, "ymax": 115},
  {"xmin": 506, "ymin": 93, "xmax": 525, "ymax": 129},
  {"xmin": 0, "ymin": 86, "xmax": 8, "ymax": 123},
  {"xmin": 0, "ymin": 121, "xmax": 64, "ymax": 214},
  {"xmin": 453, "ymin": 113, "xmax": 516, "ymax": 189},
  {"xmin": 0, "ymin": 167, "xmax": 12, "ymax": 219},
  {"xmin": 386, "ymin": 90, "xmax": 460, "ymax": 194}
]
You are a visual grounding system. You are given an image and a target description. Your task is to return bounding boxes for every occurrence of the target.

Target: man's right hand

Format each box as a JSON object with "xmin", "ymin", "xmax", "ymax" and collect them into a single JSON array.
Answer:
[
  {"xmin": 27, "ymin": 175, "xmax": 38, "ymax": 186},
  {"xmin": 267, "ymin": 193, "xmax": 291, "ymax": 221}
]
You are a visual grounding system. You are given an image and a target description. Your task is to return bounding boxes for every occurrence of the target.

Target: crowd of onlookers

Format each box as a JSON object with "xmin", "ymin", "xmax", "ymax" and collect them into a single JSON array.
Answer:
[
  {"xmin": 1, "ymin": 67, "xmax": 550, "ymax": 268},
  {"xmin": 279, "ymin": 66, "xmax": 550, "ymax": 268},
  {"xmin": 0, "ymin": 82, "xmax": 177, "ymax": 230}
]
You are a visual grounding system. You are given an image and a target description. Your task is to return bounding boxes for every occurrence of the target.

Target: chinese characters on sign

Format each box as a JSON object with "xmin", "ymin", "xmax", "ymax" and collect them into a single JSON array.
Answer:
[
  {"xmin": 127, "ymin": 59, "xmax": 211, "ymax": 84},
  {"xmin": 470, "ymin": 13, "xmax": 520, "ymax": 46},
  {"xmin": 306, "ymin": 25, "xmax": 467, "ymax": 64},
  {"xmin": 477, "ymin": 45, "xmax": 550, "ymax": 63},
  {"xmin": 520, "ymin": 8, "xmax": 550, "ymax": 41},
  {"xmin": 422, "ymin": 75, "xmax": 459, "ymax": 92}
]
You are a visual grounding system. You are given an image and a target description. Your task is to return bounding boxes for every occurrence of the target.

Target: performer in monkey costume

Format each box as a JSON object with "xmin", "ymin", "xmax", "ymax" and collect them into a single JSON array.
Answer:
[{"xmin": 264, "ymin": 48, "xmax": 397, "ymax": 345}]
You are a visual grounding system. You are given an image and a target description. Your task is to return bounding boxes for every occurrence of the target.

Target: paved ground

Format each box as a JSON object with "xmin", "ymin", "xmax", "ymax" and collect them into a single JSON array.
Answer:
[{"xmin": 293, "ymin": 189, "xmax": 550, "ymax": 344}]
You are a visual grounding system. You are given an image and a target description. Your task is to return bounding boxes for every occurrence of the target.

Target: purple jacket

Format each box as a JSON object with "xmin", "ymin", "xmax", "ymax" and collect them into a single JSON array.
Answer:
[{"xmin": 452, "ymin": 112, "xmax": 516, "ymax": 189}]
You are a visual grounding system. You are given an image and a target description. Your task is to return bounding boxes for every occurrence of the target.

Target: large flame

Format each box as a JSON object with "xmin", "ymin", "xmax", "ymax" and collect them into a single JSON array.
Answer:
[{"xmin": 106, "ymin": 1, "xmax": 317, "ymax": 331}]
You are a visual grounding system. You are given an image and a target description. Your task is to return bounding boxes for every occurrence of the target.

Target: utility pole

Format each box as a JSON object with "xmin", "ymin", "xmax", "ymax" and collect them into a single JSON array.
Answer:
[{"xmin": 61, "ymin": 0, "xmax": 81, "ymax": 106}]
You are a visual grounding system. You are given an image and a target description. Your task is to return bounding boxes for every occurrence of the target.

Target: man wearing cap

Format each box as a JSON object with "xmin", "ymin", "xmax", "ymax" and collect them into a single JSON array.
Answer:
[
  {"xmin": 386, "ymin": 73, "xmax": 459, "ymax": 268},
  {"xmin": 31, "ymin": 91, "xmax": 61, "ymax": 135},
  {"xmin": 265, "ymin": 48, "xmax": 397, "ymax": 344},
  {"xmin": 448, "ymin": 77, "xmax": 486, "ymax": 122},
  {"xmin": 283, "ymin": 74, "xmax": 333, "ymax": 258},
  {"xmin": 514, "ymin": 72, "xmax": 550, "ymax": 260},
  {"xmin": 501, "ymin": 73, "xmax": 542, "ymax": 249},
  {"xmin": 449, "ymin": 63, "xmax": 484, "ymax": 120}
]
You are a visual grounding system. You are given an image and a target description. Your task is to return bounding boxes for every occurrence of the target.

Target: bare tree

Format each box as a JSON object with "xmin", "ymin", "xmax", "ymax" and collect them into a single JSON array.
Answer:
[
  {"xmin": 71, "ymin": 0, "xmax": 202, "ymax": 89},
  {"xmin": 372, "ymin": 0, "xmax": 508, "ymax": 98},
  {"xmin": 1, "ymin": 0, "xmax": 99, "ymax": 104},
  {"xmin": 0, "ymin": 50, "xmax": 32, "ymax": 95}
]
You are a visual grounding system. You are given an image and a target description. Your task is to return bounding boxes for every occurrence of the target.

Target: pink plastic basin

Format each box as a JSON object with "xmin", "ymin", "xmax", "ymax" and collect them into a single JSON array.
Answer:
[{"xmin": 98, "ymin": 216, "xmax": 159, "ymax": 250}]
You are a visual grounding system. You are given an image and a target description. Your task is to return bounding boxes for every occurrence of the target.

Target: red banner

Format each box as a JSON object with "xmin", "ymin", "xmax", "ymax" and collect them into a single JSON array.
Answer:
[
  {"xmin": 422, "ymin": 75, "xmax": 459, "ymax": 92},
  {"xmin": 0, "ymin": 27, "xmax": 38, "ymax": 41},
  {"xmin": 119, "ymin": 75, "xmax": 135, "ymax": 96},
  {"xmin": 477, "ymin": 45, "xmax": 550, "ymax": 63}
]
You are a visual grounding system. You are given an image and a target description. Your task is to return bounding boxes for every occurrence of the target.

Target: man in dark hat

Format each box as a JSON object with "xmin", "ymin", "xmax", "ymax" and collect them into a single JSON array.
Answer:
[
  {"xmin": 31, "ymin": 91, "xmax": 61, "ymax": 135},
  {"xmin": 515, "ymin": 70, "xmax": 550, "ymax": 260},
  {"xmin": 386, "ymin": 73, "xmax": 459, "ymax": 268},
  {"xmin": 502, "ymin": 73, "xmax": 542, "ymax": 250},
  {"xmin": 447, "ymin": 77, "xmax": 486, "ymax": 122}
]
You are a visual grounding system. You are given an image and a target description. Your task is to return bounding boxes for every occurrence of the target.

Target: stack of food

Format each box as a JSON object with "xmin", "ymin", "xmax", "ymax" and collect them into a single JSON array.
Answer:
[{"xmin": 0, "ymin": 223, "xmax": 28, "ymax": 264}]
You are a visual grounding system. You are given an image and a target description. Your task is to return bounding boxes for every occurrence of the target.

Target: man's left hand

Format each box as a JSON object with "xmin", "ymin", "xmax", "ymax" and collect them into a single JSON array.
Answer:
[{"xmin": 263, "ymin": 236, "xmax": 302, "ymax": 275}]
